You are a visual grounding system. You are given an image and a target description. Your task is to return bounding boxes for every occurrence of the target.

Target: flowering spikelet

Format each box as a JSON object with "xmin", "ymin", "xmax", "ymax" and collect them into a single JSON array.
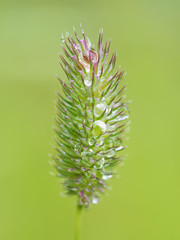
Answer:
[{"xmin": 53, "ymin": 26, "xmax": 129, "ymax": 207}]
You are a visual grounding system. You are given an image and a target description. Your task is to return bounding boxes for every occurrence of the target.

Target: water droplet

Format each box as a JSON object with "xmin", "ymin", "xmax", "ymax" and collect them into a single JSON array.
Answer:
[
  {"xmin": 94, "ymin": 103, "xmax": 106, "ymax": 117},
  {"xmin": 86, "ymin": 97, "xmax": 92, "ymax": 105},
  {"xmin": 116, "ymin": 115, "xmax": 129, "ymax": 122},
  {"xmin": 94, "ymin": 87, "xmax": 103, "ymax": 98},
  {"xmin": 74, "ymin": 144, "xmax": 79, "ymax": 152},
  {"xmin": 81, "ymin": 149, "xmax": 94, "ymax": 160},
  {"xmin": 48, "ymin": 160, "xmax": 53, "ymax": 166},
  {"xmin": 94, "ymin": 158, "xmax": 105, "ymax": 169},
  {"xmin": 96, "ymin": 138, "xmax": 104, "ymax": 146},
  {"xmin": 93, "ymin": 169, "xmax": 103, "ymax": 179},
  {"xmin": 104, "ymin": 138, "xmax": 114, "ymax": 148},
  {"xmin": 108, "ymin": 124, "xmax": 116, "ymax": 131},
  {"xmin": 56, "ymin": 166, "xmax": 62, "ymax": 170},
  {"xmin": 75, "ymin": 44, "xmax": 81, "ymax": 53},
  {"xmin": 115, "ymin": 146, "xmax": 123, "ymax": 151},
  {"xmin": 106, "ymin": 105, "xmax": 111, "ymax": 114},
  {"xmin": 61, "ymin": 33, "xmax": 65, "ymax": 42},
  {"xmin": 102, "ymin": 174, "xmax": 112, "ymax": 180},
  {"xmin": 85, "ymin": 171, "xmax": 91, "ymax": 178},
  {"xmin": 106, "ymin": 149, "xmax": 115, "ymax": 158},
  {"xmin": 111, "ymin": 109, "xmax": 119, "ymax": 117},
  {"xmin": 84, "ymin": 78, "xmax": 92, "ymax": 87},
  {"xmin": 76, "ymin": 116, "xmax": 82, "ymax": 122},
  {"xmin": 86, "ymin": 37, "xmax": 92, "ymax": 49},
  {"xmin": 93, "ymin": 120, "xmax": 106, "ymax": 137},
  {"xmin": 92, "ymin": 197, "xmax": 99, "ymax": 204},
  {"xmin": 88, "ymin": 137, "xmax": 95, "ymax": 146}
]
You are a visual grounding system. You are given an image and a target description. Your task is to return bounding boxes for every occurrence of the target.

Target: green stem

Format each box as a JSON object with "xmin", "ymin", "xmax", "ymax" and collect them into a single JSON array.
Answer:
[{"xmin": 75, "ymin": 204, "xmax": 83, "ymax": 240}]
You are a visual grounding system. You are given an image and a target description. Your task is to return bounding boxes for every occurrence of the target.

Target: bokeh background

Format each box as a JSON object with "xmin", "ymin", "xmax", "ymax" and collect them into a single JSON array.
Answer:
[{"xmin": 1, "ymin": 0, "xmax": 180, "ymax": 239}]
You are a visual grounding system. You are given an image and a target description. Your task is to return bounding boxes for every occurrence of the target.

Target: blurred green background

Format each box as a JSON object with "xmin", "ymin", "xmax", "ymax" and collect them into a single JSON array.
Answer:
[{"xmin": 0, "ymin": 0, "xmax": 180, "ymax": 239}]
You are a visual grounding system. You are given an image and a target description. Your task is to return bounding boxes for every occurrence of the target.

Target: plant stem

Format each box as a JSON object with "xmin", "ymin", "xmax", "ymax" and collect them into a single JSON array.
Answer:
[{"xmin": 75, "ymin": 204, "xmax": 83, "ymax": 240}]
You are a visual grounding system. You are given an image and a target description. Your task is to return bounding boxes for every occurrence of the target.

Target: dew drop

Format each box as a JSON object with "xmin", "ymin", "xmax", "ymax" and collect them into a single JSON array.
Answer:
[
  {"xmin": 81, "ymin": 149, "xmax": 94, "ymax": 160},
  {"xmin": 108, "ymin": 124, "xmax": 116, "ymax": 131},
  {"xmin": 85, "ymin": 171, "xmax": 91, "ymax": 178},
  {"xmin": 102, "ymin": 174, "xmax": 112, "ymax": 180},
  {"xmin": 93, "ymin": 120, "xmax": 106, "ymax": 137},
  {"xmin": 61, "ymin": 33, "xmax": 65, "ymax": 42},
  {"xmin": 106, "ymin": 105, "xmax": 111, "ymax": 114},
  {"xmin": 74, "ymin": 144, "xmax": 79, "ymax": 152},
  {"xmin": 94, "ymin": 158, "xmax": 105, "ymax": 169},
  {"xmin": 94, "ymin": 88, "xmax": 103, "ymax": 98},
  {"xmin": 96, "ymin": 138, "xmax": 104, "ymax": 146},
  {"xmin": 92, "ymin": 197, "xmax": 99, "ymax": 204},
  {"xmin": 104, "ymin": 138, "xmax": 114, "ymax": 148},
  {"xmin": 106, "ymin": 149, "xmax": 115, "ymax": 158},
  {"xmin": 86, "ymin": 37, "xmax": 92, "ymax": 49},
  {"xmin": 86, "ymin": 97, "xmax": 92, "ymax": 105},
  {"xmin": 94, "ymin": 103, "xmax": 106, "ymax": 117},
  {"xmin": 75, "ymin": 44, "xmax": 81, "ymax": 53},
  {"xmin": 116, "ymin": 115, "xmax": 129, "ymax": 122},
  {"xmin": 49, "ymin": 171, "xmax": 55, "ymax": 176},
  {"xmin": 115, "ymin": 146, "xmax": 123, "ymax": 151},
  {"xmin": 88, "ymin": 137, "xmax": 95, "ymax": 146},
  {"xmin": 84, "ymin": 78, "xmax": 92, "ymax": 87}
]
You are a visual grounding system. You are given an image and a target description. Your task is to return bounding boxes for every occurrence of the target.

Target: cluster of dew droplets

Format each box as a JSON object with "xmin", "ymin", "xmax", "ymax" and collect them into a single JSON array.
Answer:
[{"xmin": 54, "ymin": 26, "xmax": 129, "ymax": 207}]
